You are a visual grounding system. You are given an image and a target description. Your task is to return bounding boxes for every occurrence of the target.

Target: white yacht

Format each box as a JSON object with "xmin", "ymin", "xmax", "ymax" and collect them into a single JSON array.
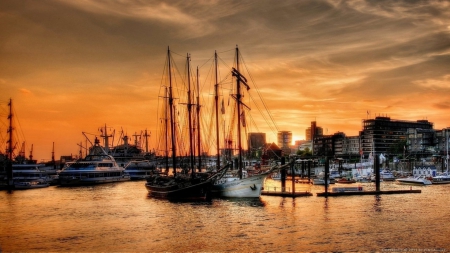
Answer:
[
  {"xmin": 12, "ymin": 164, "xmax": 50, "ymax": 189},
  {"xmin": 432, "ymin": 172, "xmax": 450, "ymax": 184},
  {"xmin": 395, "ymin": 175, "xmax": 432, "ymax": 185},
  {"xmin": 58, "ymin": 139, "xmax": 130, "ymax": 186}
]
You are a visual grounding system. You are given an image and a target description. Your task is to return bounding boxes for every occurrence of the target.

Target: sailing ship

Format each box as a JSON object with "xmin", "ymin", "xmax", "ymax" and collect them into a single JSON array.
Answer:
[
  {"xmin": 0, "ymin": 98, "xmax": 50, "ymax": 190},
  {"xmin": 209, "ymin": 46, "xmax": 284, "ymax": 198},
  {"xmin": 145, "ymin": 47, "xmax": 226, "ymax": 201}
]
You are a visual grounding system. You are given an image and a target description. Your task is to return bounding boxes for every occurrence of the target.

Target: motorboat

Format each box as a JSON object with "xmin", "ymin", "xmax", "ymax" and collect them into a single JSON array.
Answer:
[
  {"xmin": 270, "ymin": 172, "xmax": 281, "ymax": 180},
  {"xmin": 395, "ymin": 175, "xmax": 432, "ymax": 185},
  {"xmin": 58, "ymin": 138, "xmax": 130, "ymax": 186},
  {"xmin": 312, "ymin": 178, "xmax": 330, "ymax": 185},
  {"xmin": 432, "ymin": 172, "xmax": 450, "ymax": 184},
  {"xmin": 12, "ymin": 164, "xmax": 50, "ymax": 189},
  {"xmin": 380, "ymin": 170, "xmax": 396, "ymax": 181},
  {"xmin": 337, "ymin": 178, "xmax": 356, "ymax": 184}
]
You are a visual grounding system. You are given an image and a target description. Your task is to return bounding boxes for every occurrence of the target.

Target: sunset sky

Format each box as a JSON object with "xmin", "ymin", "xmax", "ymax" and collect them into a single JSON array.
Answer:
[{"xmin": 1, "ymin": 0, "xmax": 450, "ymax": 161}]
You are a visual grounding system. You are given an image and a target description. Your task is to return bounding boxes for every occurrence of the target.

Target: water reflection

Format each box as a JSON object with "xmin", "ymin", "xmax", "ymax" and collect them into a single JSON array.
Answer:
[
  {"xmin": 373, "ymin": 195, "xmax": 382, "ymax": 212},
  {"xmin": 217, "ymin": 197, "xmax": 266, "ymax": 207}
]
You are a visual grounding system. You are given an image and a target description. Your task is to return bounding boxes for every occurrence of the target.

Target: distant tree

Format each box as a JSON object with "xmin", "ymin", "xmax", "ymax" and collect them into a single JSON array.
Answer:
[{"xmin": 296, "ymin": 147, "xmax": 312, "ymax": 157}]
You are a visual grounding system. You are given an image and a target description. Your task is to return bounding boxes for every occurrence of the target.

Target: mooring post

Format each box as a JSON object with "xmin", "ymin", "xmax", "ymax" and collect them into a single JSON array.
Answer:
[
  {"xmin": 281, "ymin": 156, "xmax": 286, "ymax": 192},
  {"xmin": 324, "ymin": 158, "xmax": 329, "ymax": 197},
  {"xmin": 291, "ymin": 158, "xmax": 295, "ymax": 194},
  {"xmin": 375, "ymin": 155, "xmax": 380, "ymax": 192},
  {"xmin": 308, "ymin": 159, "xmax": 311, "ymax": 182},
  {"xmin": 301, "ymin": 160, "xmax": 305, "ymax": 179}
]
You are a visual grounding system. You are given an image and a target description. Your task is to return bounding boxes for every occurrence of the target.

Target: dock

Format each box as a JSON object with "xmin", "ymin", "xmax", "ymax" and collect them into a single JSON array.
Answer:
[
  {"xmin": 316, "ymin": 189, "xmax": 421, "ymax": 197},
  {"xmin": 261, "ymin": 186, "xmax": 312, "ymax": 197}
]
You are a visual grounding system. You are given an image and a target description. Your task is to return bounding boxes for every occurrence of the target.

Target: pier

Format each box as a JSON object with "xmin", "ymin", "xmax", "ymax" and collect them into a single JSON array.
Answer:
[
  {"xmin": 261, "ymin": 186, "xmax": 312, "ymax": 197},
  {"xmin": 316, "ymin": 189, "xmax": 421, "ymax": 197},
  {"xmin": 317, "ymin": 156, "xmax": 423, "ymax": 197}
]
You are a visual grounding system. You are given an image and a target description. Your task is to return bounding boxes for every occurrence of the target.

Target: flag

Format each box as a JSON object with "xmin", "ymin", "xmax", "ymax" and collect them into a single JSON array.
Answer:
[
  {"xmin": 241, "ymin": 111, "xmax": 246, "ymax": 127},
  {"xmin": 221, "ymin": 99, "xmax": 225, "ymax": 114}
]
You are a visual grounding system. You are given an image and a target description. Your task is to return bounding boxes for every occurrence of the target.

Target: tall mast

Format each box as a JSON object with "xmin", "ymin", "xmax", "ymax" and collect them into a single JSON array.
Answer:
[
  {"xmin": 144, "ymin": 129, "xmax": 149, "ymax": 153},
  {"xmin": 168, "ymin": 47, "xmax": 177, "ymax": 176},
  {"xmin": 164, "ymin": 87, "xmax": 169, "ymax": 173},
  {"xmin": 29, "ymin": 144, "xmax": 33, "ymax": 161},
  {"xmin": 187, "ymin": 53, "xmax": 195, "ymax": 176},
  {"xmin": 52, "ymin": 142, "xmax": 56, "ymax": 170},
  {"xmin": 196, "ymin": 66, "xmax": 202, "ymax": 172},
  {"xmin": 235, "ymin": 46, "xmax": 243, "ymax": 179},
  {"xmin": 100, "ymin": 124, "xmax": 111, "ymax": 153},
  {"xmin": 231, "ymin": 46, "xmax": 250, "ymax": 179},
  {"xmin": 214, "ymin": 51, "xmax": 221, "ymax": 171},
  {"xmin": 7, "ymin": 98, "xmax": 13, "ymax": 188}
]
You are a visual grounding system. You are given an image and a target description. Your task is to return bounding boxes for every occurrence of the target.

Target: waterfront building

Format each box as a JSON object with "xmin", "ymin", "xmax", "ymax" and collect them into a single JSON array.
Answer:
[
  {"xmin": 431, "ymin": 128, "xmax": 450, "ymax": 155},
  {"xmin": 406, "ymin": 128, "xmax": 436, "ymax": 156},
  {"xmin": 306, "ymin": 122, "xmax": 323, "ymax": 141},
  {"xmin": 277, "ymin": 131, "xmax": 292, "ymax": 156},
  {"xmin": 359, "ymin": 116, "xmax": 433, "ymax": 158}
]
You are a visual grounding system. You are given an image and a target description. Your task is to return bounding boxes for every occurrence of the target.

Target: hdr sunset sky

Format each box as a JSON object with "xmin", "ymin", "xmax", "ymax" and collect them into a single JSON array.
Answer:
[{"xmin": 1, "ymin": 0, "xmax": 450, "ymax": 161}]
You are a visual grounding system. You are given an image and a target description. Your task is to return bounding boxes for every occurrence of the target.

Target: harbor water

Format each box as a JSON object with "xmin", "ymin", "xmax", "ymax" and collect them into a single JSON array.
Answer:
[{"xmin": 0, "ymin": 180, "xmax": 449, "ymax": 252}]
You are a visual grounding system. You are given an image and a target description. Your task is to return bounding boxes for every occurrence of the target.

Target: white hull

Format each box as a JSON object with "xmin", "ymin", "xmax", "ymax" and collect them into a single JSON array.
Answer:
[
  {"xmin": 313, "ymin": 178, "xmax": 330, "ymax": 185},
  {"xmin": 396, "ymin": 176, "xmax": 432, "ymax": 185},
  {"xmin": 432, "ymin": 175, "xmax": 450, "ymax": 184},
  {"xmin": 59, "ymin": 175, "xmax": 130, "ymax": 186},
  {"xmin": 212, "ymin": 173, "xmax": 268, "ymax": 198},
  {"xmin": 14, "ymin": 181, "xmax": 49, "ymax": 189}
]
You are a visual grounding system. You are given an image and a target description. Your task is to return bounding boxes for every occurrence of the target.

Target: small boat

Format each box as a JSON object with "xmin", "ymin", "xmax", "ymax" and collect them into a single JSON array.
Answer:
[
  {"xmin": 12, "ymin": 164, "xmax": 50, "ymax": 189},
  {"xmin": 431, "ymin": 172, "xmax": 450, "ymax": 184},
  {"xmin": 58, "ymin": 138, "xmax": 130, "ymax": 186},
  {"xmin": 332, "ymin": 186, "xmax": 364, "ymax": 193},
  {"xmin": 396, "ymin": 175, "xmax": 432, "ymax": 185},
  {"xmin": 312, "ymin": 178, "xmax": 330, "ymax": 185},
  {"xmin": 337, "ymin": 178, "xmax": 356, "ymax": 184},
  {"xmin": 270, "ymin": 172, "xmax": 281, "ymax": 180},
  {"xmin": 380, "ymin": 170, "xmax": 395, "ymax": 181},
  {"xmin": 14, "ymin": 180, "xmax": 49, "ymax": 189}
]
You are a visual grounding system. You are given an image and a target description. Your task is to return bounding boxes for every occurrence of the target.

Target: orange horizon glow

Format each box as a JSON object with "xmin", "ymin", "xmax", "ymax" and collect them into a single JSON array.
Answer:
[{"xmin": 1, "ymin": 1, "xmax": 450, "ymax": 161}]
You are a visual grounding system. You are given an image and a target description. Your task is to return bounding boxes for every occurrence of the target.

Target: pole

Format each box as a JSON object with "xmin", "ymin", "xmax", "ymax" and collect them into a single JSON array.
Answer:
[
  {"xmin": 7, "ymin": 98, "xmax": 14, "ymax": 190},
  {"xmin": 281, "ymin": 156, "xmax": 286, "ymax": 192},
  {"xmin": 324, "ymin": 158, "xmax": 329, "ymax": 197},
  {"xmin": 214, "ymin": 51, "xmax": 221, "ymax": 171},
  {"xmin": 196, "ymin": 67, "xmax": 202, "ymax": 172},
  {"xmin": 375, "ymin": 154, "xmax": 380, "ymax": 192},
  {"xmin": 291, "ymin": 158, "xmax": 295, "ymax": 193}
]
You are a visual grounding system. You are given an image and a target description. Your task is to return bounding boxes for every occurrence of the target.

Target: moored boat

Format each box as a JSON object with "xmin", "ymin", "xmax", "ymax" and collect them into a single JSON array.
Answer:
[
  {"xmin": 12, "ymin": 164, "xmax": 50, "ymax": 189},
  {"xmin": 337, "ymin": 177, "xmax": 356, "ymax": 184},
  {"xmin": 431, "ymin": 172, "xmax": 450, "ymax": 184},
  {"xmin": 58, "ymin": 138, "xmax": 130, "ymax": 186},
  {"xmin": 396, "ymin": 175, "xmax": 432, "ymax": 185}
]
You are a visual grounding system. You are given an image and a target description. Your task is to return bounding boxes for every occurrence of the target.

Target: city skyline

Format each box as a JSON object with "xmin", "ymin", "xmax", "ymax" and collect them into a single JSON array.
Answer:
[{"xmin": 1, "ymin": 0, "xmax": 450, "ymax": 161}]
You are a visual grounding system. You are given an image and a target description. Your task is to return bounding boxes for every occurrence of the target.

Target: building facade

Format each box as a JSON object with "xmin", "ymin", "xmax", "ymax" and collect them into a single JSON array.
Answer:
[
  {"xmin": 277, "ymin": 131, "xmax": 292, "ymax": 156},
  {"xmin": 360, "ymin": 117, "xmax": 433, "ymax": 157}
]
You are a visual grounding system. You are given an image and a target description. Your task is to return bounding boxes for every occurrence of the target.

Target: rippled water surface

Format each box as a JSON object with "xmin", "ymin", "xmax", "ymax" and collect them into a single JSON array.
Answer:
[{"xmin": 1, "ymin": 180, "xmax": 449, "ymax": 252}]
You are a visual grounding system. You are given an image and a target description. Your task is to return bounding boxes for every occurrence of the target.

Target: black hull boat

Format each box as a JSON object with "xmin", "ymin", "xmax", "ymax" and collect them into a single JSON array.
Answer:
[{"xmin": 145, "ymin": 173, "xmax": 213, "ymax": 201}]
